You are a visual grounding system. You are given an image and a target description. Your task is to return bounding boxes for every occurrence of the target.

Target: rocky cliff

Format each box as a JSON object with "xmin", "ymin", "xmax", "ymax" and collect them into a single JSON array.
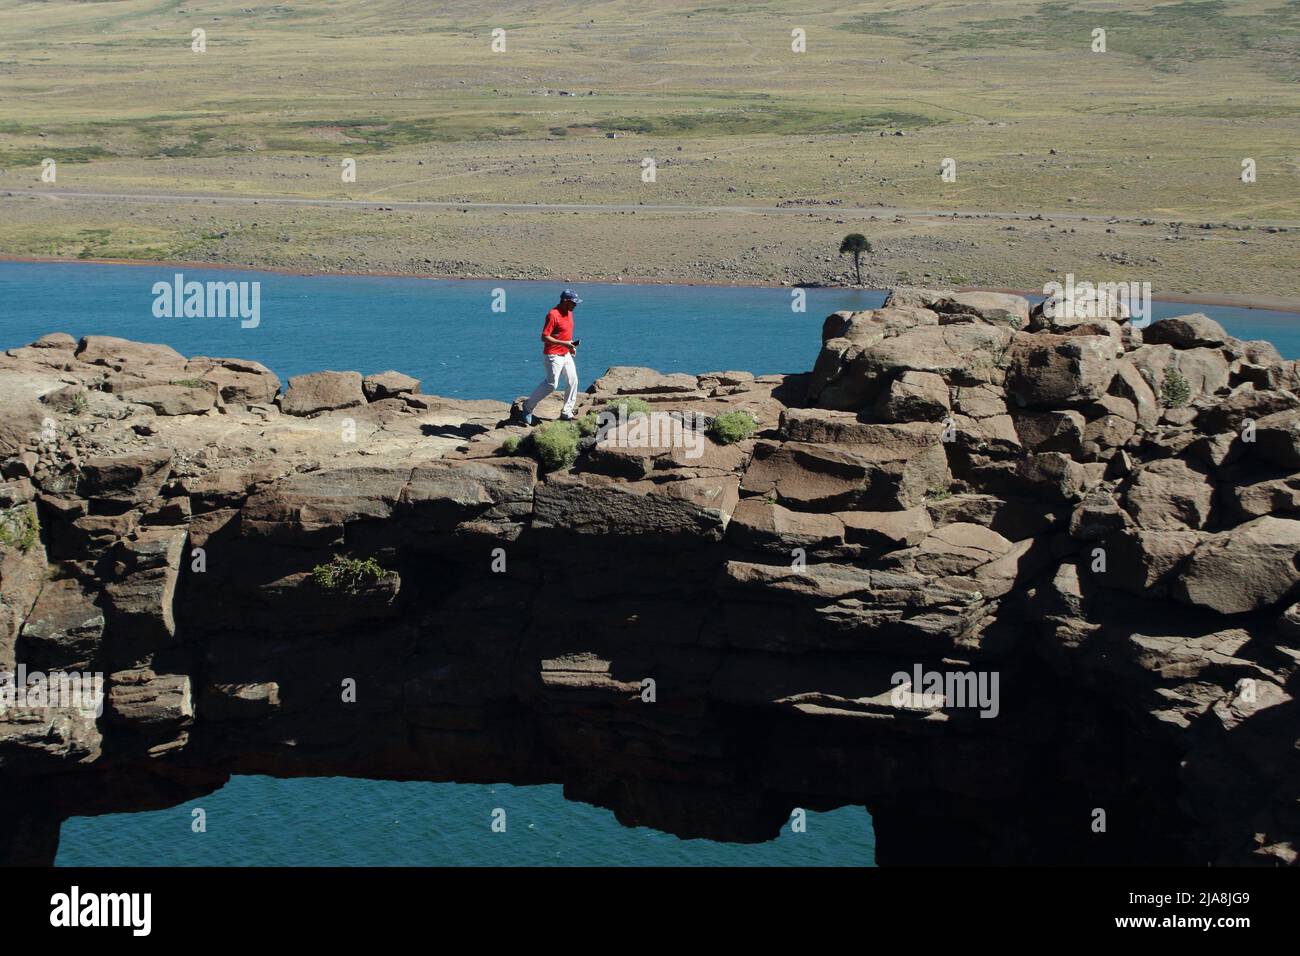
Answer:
[{"xmin": 1, "ymin": 289, "xmax": 1297, "ymax": 866}]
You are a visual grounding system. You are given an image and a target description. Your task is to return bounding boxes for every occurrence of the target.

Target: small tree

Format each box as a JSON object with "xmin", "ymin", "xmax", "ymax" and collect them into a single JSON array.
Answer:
[{"xmin": 838, "ymin": 233, "xmax": 872, "ymax": 286}]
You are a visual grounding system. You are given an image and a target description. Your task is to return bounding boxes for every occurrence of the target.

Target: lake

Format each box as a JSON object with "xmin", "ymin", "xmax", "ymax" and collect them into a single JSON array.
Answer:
[{"xmin": 3, "ymin": 260, "xmax": 1296, "ymax": 866}]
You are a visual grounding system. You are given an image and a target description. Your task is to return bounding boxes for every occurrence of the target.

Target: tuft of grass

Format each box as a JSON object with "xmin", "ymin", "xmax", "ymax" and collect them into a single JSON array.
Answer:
[
  {"xmin": 1161, "ymin": 367, "xmax": 1192, "ymax": 408},
  {"xmin": 68, "ymin": 392, "xmax": 89, "ymax": 415},
  {"xmin": 926, "ymin": 486, "xmax": 954, "ymax": 501},
  {"xmin": 0, "ymin": 505, "xmax": 40, "ymax": 553},
  {"xmin": 499, "ymin": 434, "xmax": 521, "ymax": 455},
  {"xmin": 707, "ymin": 410, "xmax": 757, "ymax": 444},
  {"xmin": 532, "ymin": 420, "xmax": 581, "ymax": 472},
  {"xmin": 576, "ymin": 411, "xmax": 601, "ymax": 436},
  {"xmin": 311, "ymin": 554, "xmax": 387, "ymax": 593}
]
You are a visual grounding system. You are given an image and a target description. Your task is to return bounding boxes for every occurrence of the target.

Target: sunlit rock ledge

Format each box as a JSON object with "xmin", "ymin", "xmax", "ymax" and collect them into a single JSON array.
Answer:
[{"xmin": 1, "ymin": 289, "xmax": 1297, "ymax": 866}]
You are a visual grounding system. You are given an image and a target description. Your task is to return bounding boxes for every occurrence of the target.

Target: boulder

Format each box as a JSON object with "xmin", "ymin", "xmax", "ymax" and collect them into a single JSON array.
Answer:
[
  {"xmin": 0, "ymin": 401, "xmax": 44, "ymax": 458},
  {"xmin": 781, "ymin": 408, "xmax": 880, "ymax": 444},
  {"xmin": 1069, "ymin": 492, "xmax": 1130, "ymax": 541},
  {"xmin": 29, "ymin": 333, "xmax": 77, "ymax": 350},
  {"xmin": 104, "ymin": 528, "xmax": 187, "ymax": 645},
  {"xmin": 1029, "ymin": 285, "xmax": 1131, "ymax": 331},
  {"xmin": 857, "ymin": 323, "xmax": 1013, "ymax": 386},
  {"xmin": 874, "ymin": 371, "xmax": 951, "ymax": 422},
  {"xmin": 105, "ymin": 669, "xmax": 193, "ymax": 729},
  {"xmin": 242, "ymin": 465, "xmax": 412, "ymax": 543},
  {"xmin": 1015, "ymin": 452, "xmax": 1087, "ymax": 503},
  {"xmin": 125, "ymin": 383, "xmax": 217, "ymax": 416},
  {"xmin": 1222, "ymin": 473, "xmax": 1300, "ymax": 522},
  {"xmin": 1122, "ymin": 459, "xmax": 1213, "ymax": 530},
  {"xmin": 532, "ymin": 475, "xmax": 725, "ymax": 538},
  {"xmin": 1143, "ymin": 313, "xmax": 1231, "ymax": 350},
  {"xmin": 1005, "ymin": 333, "xmax": 1117, "ymax": 407},
  {"xmin": 1248, "ymin": 410, "xmax": 1300, "ymax": 469},
  {"xmin": 1173, "ymin": 516, "xmax": 1300, "ymax": 614},
  {"xmin": 363, "ymin": 370, "xmax": 421, "ymax": 401},
  {"xmin": 1109, "ymin": 360, "xmax": 1160, "ymax": 429},
  {"xmin": 925, "ymin": 291, "xmax": 1030, "ymax": 329},
  {"xmin": 589, "ymin": 367, "xmax": 698, "ymax": 395},
  {"xmin": 837, "ymin": 506, "xmax": 933, "ymax": 550},
  {"xmin": 1012, "ymin": 410, "xmax": 1086, "ymax": 455},
  {"xmin": 1130, "ymin": 344, "xmax": 1231, "ymax": 404},
  {"xmin": 77, "ymin": 450, "xmax": 173, "ymax": 506},
  {"xmin": 810, "ymin": 317, "xmax": 1011, "ymax": 411},
  {"xmin": 1100, "ymin": 528, "xmax": 1204, "ymax": 597},
  {"xmin": 17, "ymin": 578, "xmax": 103, "ymax": 671},
  {"xmin": 75, "ymin": 336, "xmax": 186, "ymax": 371},
  {"xmin": 398, "ymin": 458, "xmax": 538, "ymax": 532},
  {"xmin": 740, "ymin": 428, "xmax": 948, "ymax": 511},
  {"xmin": 279, "ymin": 371, "xmax": 366, "ymax": 416},
  {"xmin": 913, "ymin": 522, "xmax": 1015, "ymax": 576},
  {"xmin": 184, "ymin": 357, "xmax": 281, "ymax": 406},
  {"xmin": 1197, "ymin": 386, "xmax": 1300, "ymax": 435},
  {"xmin": 727, "ymin": 499, "xmax": 844, "ymax": 552}
]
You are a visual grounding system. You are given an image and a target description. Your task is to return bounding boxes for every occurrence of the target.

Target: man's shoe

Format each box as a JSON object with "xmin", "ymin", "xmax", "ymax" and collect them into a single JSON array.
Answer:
[
  {"xmin": 559, "ymin": 413, "xmax": 576, "ymax": 421},
  {"xmin": 523, "ymin": 413, "xmax": 534, "ymax": 426}
]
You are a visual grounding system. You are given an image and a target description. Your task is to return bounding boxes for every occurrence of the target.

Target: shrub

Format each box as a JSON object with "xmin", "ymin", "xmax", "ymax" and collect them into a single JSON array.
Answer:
[
  {"xmin": 499, "ymin": 435, "xmax": 521, "ymax": 455},
  {"xmin": 0, "ymin": 505, "xmax": 40, "ymax": 552},
  {"xmin": 311, "ymin": 554, "xmax": 387, "ymax": 593},
  {"xmin": 601, "ymin": 396, "xmax": 651, "ymax": 417},
  {"xmin": 532, "ymin": 420, "xmax": 581, "ymax": 472},
  {"xmin": 926, "ymin": 486, "xmax": 953, "ymax": 501},
  {"xmin": 1160, "ymin": 367, "xmax": 1191, "ymax": 407},
  {"xmin": 707, "ymin": 410, "xmax": 757, "ymax": 445},
  {"xmin": 576, "ymin": 411, "xmax": 601, "ymax": 436},
  {"xmin": 68, "ymin": 392, "xmax": 88, "ymax": 415}
]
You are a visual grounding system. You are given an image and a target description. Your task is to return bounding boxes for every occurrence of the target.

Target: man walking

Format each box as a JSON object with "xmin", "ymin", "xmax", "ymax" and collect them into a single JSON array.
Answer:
[{"xmin": 519, "ymin": 289, "xmax": 581, "ymax": 425}]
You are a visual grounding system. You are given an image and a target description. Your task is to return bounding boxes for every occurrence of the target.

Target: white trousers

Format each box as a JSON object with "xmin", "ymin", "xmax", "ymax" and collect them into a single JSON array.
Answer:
[{"xmin": 523, "ymin": 353, "xmax": 578, "ymax": 417}]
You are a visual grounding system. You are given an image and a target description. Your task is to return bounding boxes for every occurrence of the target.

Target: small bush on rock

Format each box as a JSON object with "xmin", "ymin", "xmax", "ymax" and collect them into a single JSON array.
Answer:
[
  {"xmin": 1161, "ymin": 367, "xmax": 1192, "ymax": 408},
  {"xmin": 499, "ymin": 435, "xmax": 521, "ymax": 455},
  {"xmin": 311, "ymin": 554, "xmax": 387, "ymax": 594},
  {"xmin": 707, "ymin": 411, "xmax": 757, "ymax": 444},
  {"xmin": 532, "ymin": 420, "xmax": 581, "ymax": 472},
  {"xmin": 0, "ymin": 505, "xmax": 39, "ymax": 552}
]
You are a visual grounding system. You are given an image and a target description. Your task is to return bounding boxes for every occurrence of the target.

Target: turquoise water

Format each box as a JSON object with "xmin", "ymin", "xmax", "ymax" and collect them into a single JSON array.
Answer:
[
  {"xmin": 3, "ymin": 264, "xmax": 1297, "ymax": 408},
  {"xmin": 5, "ymin": 260, "xmax": 1296, "ymax": 866},
  {"xmin": 56, "ymin": 777, "xmax": 875, "ymax": 867}
]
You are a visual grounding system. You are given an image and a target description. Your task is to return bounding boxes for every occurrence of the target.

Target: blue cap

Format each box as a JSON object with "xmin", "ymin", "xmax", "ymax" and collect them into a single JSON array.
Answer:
[{"xmin": 560, "ymin": 289, "xmax": 582, "ymax": 303}]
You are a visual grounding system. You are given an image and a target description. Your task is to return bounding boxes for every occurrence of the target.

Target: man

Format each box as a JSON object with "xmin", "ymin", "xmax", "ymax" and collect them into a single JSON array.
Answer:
[{"xmin": 519, "ymin": 289, "xmax": 581, "ymax": 425}]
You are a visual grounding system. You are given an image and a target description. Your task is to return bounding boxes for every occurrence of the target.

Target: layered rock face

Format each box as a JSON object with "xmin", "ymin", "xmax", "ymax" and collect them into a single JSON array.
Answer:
[{"xmin": 1, "ymin": 298, "xmax": 1296, "ymax": 866}]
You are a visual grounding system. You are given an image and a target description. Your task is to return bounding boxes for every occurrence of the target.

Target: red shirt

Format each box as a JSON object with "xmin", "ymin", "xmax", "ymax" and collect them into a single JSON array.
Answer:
[{"xmin": 542, "ymin": 307, "xmax": 574, "ymax": 356}]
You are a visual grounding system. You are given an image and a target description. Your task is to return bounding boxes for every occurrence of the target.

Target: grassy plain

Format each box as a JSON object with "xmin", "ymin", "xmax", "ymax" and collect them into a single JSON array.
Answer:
[{"xmin": 0, "ymin": 0, "xmax": 1297, "ymax": 296}]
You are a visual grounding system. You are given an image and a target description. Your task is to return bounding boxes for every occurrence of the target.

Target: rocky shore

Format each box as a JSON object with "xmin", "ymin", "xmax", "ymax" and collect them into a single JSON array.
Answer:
[{"xmin": 1, "ymin": 289, "xmax": 1297, "ymax": 865}]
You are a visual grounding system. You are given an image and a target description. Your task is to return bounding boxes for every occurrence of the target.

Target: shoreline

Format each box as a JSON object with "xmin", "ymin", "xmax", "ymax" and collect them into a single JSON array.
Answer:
[{"xmin": 4, "ymin": 252, "xmax": 1300, "ymax": 315}]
